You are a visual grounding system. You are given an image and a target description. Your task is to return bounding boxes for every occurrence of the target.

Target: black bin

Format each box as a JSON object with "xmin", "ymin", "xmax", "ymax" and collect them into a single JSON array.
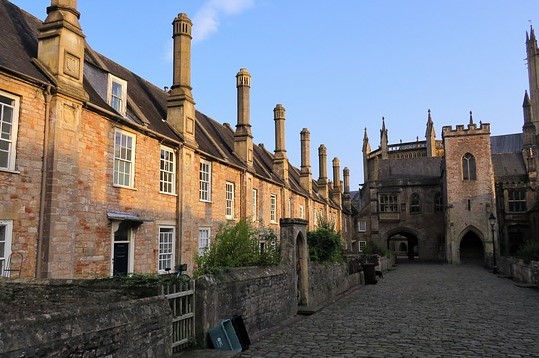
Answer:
[
  {"xmin": 231, "ymin": 315, "xmax": 251, "ymax": 351},
  {"xmin": 363, "ymin": 263, "xmax": 377, "ymax": 285}
]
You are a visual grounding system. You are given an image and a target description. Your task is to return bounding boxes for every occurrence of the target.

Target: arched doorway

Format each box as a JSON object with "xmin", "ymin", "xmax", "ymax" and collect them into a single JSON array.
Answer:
[
  {"xmin": 388, "ymin": 231, "xmax": 419, "ymax": 260},
  {"xmin": 296, "ymin": 232, "xmax": 309, "ymax": 306},
  {"xmin": 459, "ymin": 231, "xmax": 484, "ymax": 265}
]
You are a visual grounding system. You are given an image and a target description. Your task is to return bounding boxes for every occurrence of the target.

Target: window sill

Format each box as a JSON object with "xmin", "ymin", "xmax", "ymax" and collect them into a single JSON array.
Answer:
[
  {"xmin": 0, "ymin": 168, "xmax": 20, "ymax": 174},
  {"xmin": 113, "ymin": 184, "xmax": 137, "ymax": 191},
  {"xmin": 160, "ymin": 191, "xmax": 177, "ymax": 197},
  {"xmin": 200, "ymin": 199, "xmax": 212, "ymax": 203}
]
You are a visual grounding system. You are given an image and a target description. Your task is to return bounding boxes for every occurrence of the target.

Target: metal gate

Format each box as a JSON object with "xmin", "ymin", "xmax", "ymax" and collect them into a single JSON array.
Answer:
[{"xmin": 162, "ymin": 279, "xmax": 195, "ymax": 353}]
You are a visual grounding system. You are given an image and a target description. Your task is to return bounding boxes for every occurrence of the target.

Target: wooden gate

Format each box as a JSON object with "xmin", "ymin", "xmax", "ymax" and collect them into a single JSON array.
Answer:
[{"xmin": 162, "ymin": 279, "xmax": 195, "ymax": 353}]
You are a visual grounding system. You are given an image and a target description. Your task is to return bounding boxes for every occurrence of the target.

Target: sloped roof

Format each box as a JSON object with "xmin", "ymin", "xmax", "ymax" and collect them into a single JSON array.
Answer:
[
  {"xmin": 0, "ymin": 1, "xmax": 49, "ymax": 84},
  {"xmin": 492, "ymin": 153, "xmax": 527, "ymax": 181},
  {"xmin": 378, "ymin": 157, "xmax": 442, "ymax": 180},
  {"xmin": 490, "ymin": 133, "xmax": 522, "ymax": 154},
  {"xmin": 0, "ymin": 0, "xmax": 338, "ymax": 208}
]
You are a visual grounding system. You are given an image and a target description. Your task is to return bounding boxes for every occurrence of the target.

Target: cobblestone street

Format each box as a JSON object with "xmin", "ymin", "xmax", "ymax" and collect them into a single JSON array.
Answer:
[{"xmin": 238, "ymin": 263, "xmax": 539, "ymax": 357}]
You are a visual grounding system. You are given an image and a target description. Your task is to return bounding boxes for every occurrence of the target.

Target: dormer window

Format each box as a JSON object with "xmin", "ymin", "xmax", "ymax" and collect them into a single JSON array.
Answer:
[{"xmin": 108, "ymin": 75, "xmax": 127, "ymax": 115}]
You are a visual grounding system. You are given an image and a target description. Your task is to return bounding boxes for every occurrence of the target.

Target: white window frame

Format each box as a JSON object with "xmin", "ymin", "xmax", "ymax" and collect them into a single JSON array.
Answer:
[
  {"xmin": 288, "ymin": 198, "xmax": 293, "ymax": 218},
  {"xmin": 113, "ymin": 129, "xmax": 136, "ymax": 188},
  {"xmin": 107, "ymin": 74, "xmax": 127, "ymax": 116},
  {"xmin": 0, "ymin": 220, "xmax": 13, "ymax": 276},
  {"xmin": 158, "ymin": 226, "xmax": 175, "ymax": 273},
  {"xmin": 252, "ymin": 188, "xmax": 258, "ymax": 222},
  {"xmin": 359, "ymin": 240, "xmax": 367, "ymax": 253},
  {"xmin": 358, "ymin": 220, "xmax": 367, "ymax": 232},
  {"xmin": 299, "ymin": 205, "xmax": 304, "ymax": 219},
  {"xmin": 0, "ymin": 91, "xmax": 20, "ymax": 172},
  {"xmin": 270, "ymin": 194, "xmax": 277, "ymax": 223},
  {"xmin": 199, "ymin": 159, "xmax": 212, "ymax": 202},
  {"xmin": 198, "ymin": 227, "xmax": 211, "ymax": 255},
  {"xmin": 160, "ymin": 146, "xmax": 176, "ymax": 194},
  {"xmin": 226, "ymin": 182, "xmax": 235, "ymax": 219}
]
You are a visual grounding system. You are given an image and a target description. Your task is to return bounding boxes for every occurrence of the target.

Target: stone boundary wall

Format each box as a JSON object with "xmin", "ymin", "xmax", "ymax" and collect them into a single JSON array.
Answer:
[
  {"xmin": 308, "ymin": 261, "xmax": 351, "ymax": 308},
  {"xmin": 1, "ymin": 295, "xmax": 171, "ymax": 358},
  {"xmin": 494, "ymin": 257, "xmax": 539, "ymax": 286},
  {"xmin": 195, "ymin": 266, "xmax": 295, "ymax": 345}
]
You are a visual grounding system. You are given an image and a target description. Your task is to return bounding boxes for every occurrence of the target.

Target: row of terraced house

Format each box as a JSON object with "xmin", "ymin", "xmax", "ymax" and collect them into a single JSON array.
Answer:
[{"xmin": 0, "ymin": 0, "xmax": 356, "ymax": 279}]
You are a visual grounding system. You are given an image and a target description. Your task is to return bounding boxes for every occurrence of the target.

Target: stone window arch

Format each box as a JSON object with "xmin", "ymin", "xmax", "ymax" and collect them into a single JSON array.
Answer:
[
  {"xmin": 410, "ymin": 193, "xmax": 421, "ymax": 214},
  {"xmin": 462, "ymin": 153, "xmax": 476, "ymax": 180}
]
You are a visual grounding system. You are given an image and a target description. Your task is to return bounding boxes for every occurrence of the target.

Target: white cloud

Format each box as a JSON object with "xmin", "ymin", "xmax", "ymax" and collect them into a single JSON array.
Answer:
[{"xmin": 193, "ymin": 0, "xmax": 254, "ymax": 42}]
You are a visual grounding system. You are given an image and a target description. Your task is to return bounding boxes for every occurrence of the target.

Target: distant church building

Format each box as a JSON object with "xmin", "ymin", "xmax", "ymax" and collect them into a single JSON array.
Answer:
[{"xmin": 353, "ymin": 27, "xmax": 539, "ymax": 264}]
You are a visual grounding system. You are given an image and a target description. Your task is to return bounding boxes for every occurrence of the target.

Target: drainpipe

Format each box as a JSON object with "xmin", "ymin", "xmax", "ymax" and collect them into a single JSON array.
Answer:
[
  {"xmin": 36, "ymin": 85, "xmax": 52, "ymax": 279},
  {"xmin": 176, "ymin": 144, "xmax": 183, "ymax": 270}
]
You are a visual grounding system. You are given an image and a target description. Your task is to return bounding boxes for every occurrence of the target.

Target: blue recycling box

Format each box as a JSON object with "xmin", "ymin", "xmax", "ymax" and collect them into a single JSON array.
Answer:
[{"xmin": 208, "ymin": 319, "xmax": 242, "ymax": 352}]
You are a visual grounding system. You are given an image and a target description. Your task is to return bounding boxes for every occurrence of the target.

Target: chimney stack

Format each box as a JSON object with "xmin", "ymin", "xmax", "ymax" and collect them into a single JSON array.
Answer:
[
  {"xmin": 332, "ymin": 157, "xmax": 342, "ymax": 207},
  {"xmin": 37, "ymin": 0, "xmax": 88, "ymax": 101},
  {"xmin": 234, "ymin": 68, "xmax": 253, "ymax": 167},
  {"xmin": 167, "ymin": 13, "xmax": 197, "ymax": 148},
  {"xmin": 273, "ymin": 104, "xmax": 288, "ymax": 185},
  {"xmin": 300, "ymin": 128, "xmax": 312, "ymax": 194},
  {"xmin": 318, "ymin": 144, "xmax": 328, "ymax": 199},
  {"xmin": 343, "ymin": 167, "xmax": 351, "ymax": 211}
]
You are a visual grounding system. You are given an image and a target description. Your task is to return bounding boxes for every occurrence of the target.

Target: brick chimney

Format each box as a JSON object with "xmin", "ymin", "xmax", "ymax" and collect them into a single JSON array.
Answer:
[
  {"xmin": 273, "ymin": 104, "xmax": 288, "ymax": 185},
  {"xmin": 332, "ymin": 157, "xmax": 342, "ymax": 207},
  {"xmin": 300, "ymin": 128, "xmax": 312, "ymax": 195},
  {"xmin": 318, "ymin": 144, "xmax": 328, "ymax": 199},
  {"xmin": 343, "ymin": 167, "xmax": 351, "ymax": 211},
  {"xmin": 167, "ymin": 13, "xmax": 197, "ymax": 148},
  {"xmin": 37, "ymin": 0, "xmax": 88, "ymax": 101},
  {"xmin": 234, "ymin": 68, "xmax": 253, "ymax": 168}
]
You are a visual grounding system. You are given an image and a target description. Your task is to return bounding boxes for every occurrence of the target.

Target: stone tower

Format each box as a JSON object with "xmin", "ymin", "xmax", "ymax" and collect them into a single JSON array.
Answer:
[
  {"xmin": 442, "ymin": 117, "xmax": 497, "ymax": 264},
  {"xmin": 425, "ymin": 110, "xmax": 436, "ymax": 157}
]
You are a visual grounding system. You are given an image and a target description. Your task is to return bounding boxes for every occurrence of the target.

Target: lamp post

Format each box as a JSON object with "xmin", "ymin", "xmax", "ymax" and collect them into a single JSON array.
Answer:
[{"xmin": 488, "ymin": 213, "xmax": 498, "ymax": 274}]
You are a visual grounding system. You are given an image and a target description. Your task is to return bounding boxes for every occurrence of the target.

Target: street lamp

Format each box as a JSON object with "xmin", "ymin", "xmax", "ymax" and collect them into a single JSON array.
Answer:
[{"xmin": 488, "ymin": 213, "xmax": 497, "ymax": 274}]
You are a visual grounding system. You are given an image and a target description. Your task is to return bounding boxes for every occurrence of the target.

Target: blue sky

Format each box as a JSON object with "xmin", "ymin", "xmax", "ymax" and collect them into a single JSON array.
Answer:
[{"xmin": 11, "ymin": 0, "xmax": 539, "ymax": 190}]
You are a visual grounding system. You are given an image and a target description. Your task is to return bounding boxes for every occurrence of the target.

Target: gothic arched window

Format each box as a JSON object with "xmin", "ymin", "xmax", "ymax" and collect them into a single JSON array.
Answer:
[
  {"xmin": 410, "ymin": 193, "xmax": 421, "ymax": 213},
  {"xmin": 462, "ymin": 153, "xmax": 476, "ymax": 180}
]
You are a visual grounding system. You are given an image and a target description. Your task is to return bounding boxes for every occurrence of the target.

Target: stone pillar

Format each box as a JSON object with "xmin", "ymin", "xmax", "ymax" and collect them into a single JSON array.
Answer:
[{"xmin": 332, "ymin": 157, "xmax": 342, "ymax": 208}]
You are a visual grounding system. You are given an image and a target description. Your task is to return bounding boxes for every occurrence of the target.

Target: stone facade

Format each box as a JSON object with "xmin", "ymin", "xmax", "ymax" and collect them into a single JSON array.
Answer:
[
  {"xmin": 353, "ymin": 28, "xmax": 539, "ymax": 264},
  {"xmin": 0, "ymin": 0, "xmax": 353, "ymax": 279}
]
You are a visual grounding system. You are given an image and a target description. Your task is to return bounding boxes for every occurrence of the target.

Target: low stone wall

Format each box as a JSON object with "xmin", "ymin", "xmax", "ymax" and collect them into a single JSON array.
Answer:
[
  {"xmin": 308, "ymin": 261, "xmax": 350, "ymax": 308},
  {"xmin": 195, "ymin": 266, "xmax": 295, "ymax": 345},
  {"xmin": 0, "ymin": 281, "xmax": 172, "ymax": 357},
  {"xmin": 494, "ymin": 257, "xmax": 539, "ymax": 287}
]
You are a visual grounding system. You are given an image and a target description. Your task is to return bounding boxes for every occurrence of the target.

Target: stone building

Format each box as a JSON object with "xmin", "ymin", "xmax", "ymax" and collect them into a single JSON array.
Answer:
[
  {"xmin": 0, "ymin": 0, "xmax": 353, "ymax": 279},
  {"xmin": 353, "ymin": 27, "xmax": 539, "ymax": 264}
]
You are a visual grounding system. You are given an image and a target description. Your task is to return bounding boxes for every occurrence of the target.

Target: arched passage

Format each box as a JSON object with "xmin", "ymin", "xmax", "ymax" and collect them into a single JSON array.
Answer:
[
  {"xmin": 387, "ymin": 230, "xmax": 419, "ymax": 260},
  {"xmin": 459, "ymin": 231, "xmax": 484, "ymax": 265},
  {"xmin": 296, "ymin": 232, "xmax": 309, "ymax": 306}
]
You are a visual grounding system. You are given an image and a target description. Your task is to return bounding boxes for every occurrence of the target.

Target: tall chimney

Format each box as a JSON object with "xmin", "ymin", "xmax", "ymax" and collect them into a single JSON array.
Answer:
[
  {"xmin": 37, "ymin": 0, "xmax": 88, "ymax": 101},
  {"xmin": 332, "ymin": 157, "xmax": 342, "ymax": 207},
  {"xmin": 343, "ymin": 167, "xmax": 351, "ymax": 211},
  {"xmin": 167, "ymin": 13, "xmax": 197, "ymax": 148},
  {"xmin": 273, "ymin": 104, "xmax": 288, "ymax": 185},
  {"xmin": 300, "ymin": 128, "xmax": 312, "ymax": 194},
  {"xmin": 318, "ymin": 144, "xmax": 328, "ymax": 199},
  {"xmin": 234, "ymin": 68, "xmax": 253, "ymax": 167}
]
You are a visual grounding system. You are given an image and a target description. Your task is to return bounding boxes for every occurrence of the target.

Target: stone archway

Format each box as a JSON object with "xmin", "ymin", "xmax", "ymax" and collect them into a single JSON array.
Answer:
[
  {"xmin": 296, "ymin": 232, "xmax": 309, "ymax": 306},
  {"xmin": 279, "ymin": 218, "xmax": 309, "ymax": 308},
  {"xmin": 387, "ymin": 229, "xmax": 420, "ymax": 260},
  {"xmin": 459, "ymin": 231, "xmax": 484, "ymax": 265}
]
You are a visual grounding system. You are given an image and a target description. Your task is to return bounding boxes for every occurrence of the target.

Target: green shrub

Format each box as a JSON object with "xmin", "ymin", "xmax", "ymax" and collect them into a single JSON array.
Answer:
[
  {"xmin": 195, "ymin": 220, "xmax": 280, "ymax": 276},
  {"xmin": 362, "ymin": 240, "xmax": 391, "ymax": 258},
  {"xmin": 516, "ymin": 240, "xmax": 539, "ymax": 264},
  {"xmin": 307, "ymin": 216, "xmax": 343, "ymax": 263}
]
